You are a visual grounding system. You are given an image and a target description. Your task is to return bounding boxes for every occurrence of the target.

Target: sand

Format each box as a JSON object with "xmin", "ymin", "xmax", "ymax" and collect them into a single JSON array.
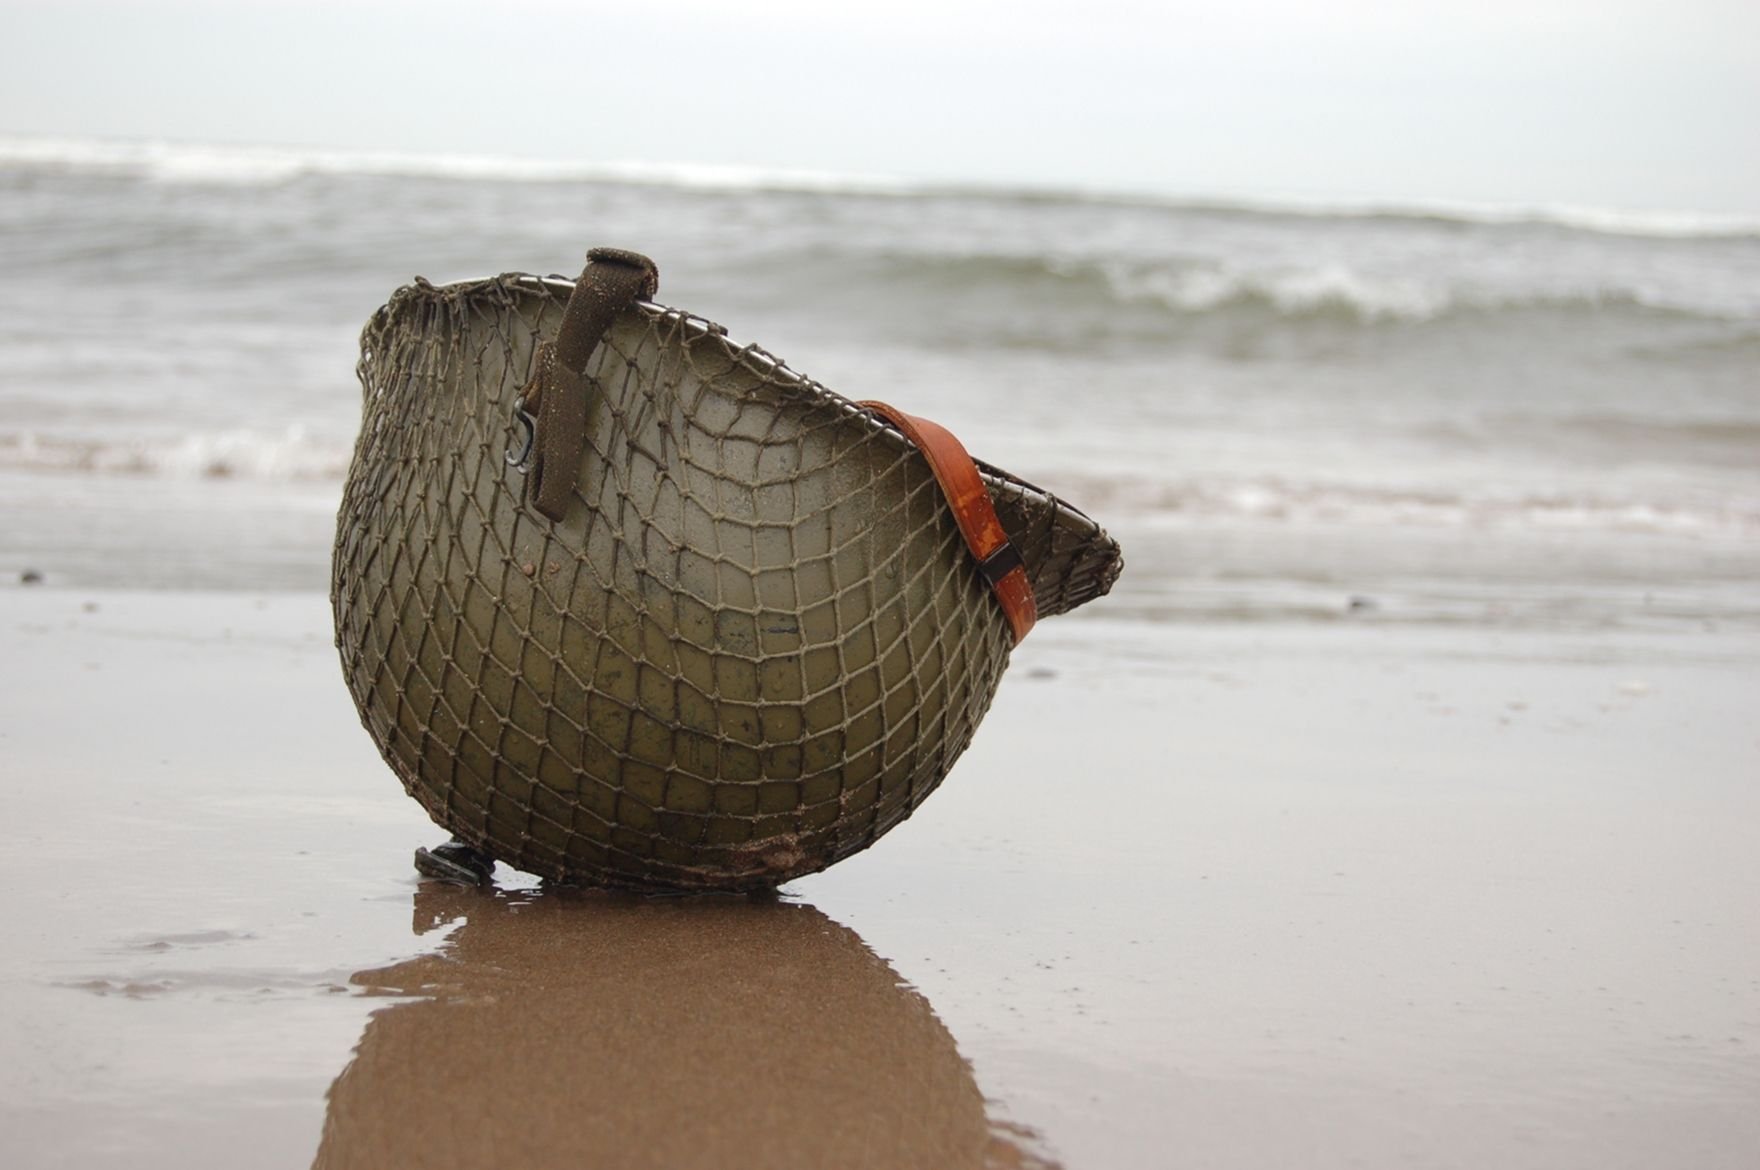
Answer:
[{"xmin": 2, "ymin": 588, "xmax": 1757, "ymax": 1169}]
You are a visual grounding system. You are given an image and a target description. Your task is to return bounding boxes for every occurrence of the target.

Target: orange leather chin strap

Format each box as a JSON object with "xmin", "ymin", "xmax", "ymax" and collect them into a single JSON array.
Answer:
[{"xmin": 859, "ymin": 401, "xmax": 1038, "ymax": 645}]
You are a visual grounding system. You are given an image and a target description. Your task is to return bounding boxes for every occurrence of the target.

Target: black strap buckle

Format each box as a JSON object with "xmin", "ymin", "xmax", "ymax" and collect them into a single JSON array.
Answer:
[{"xmin": 977, "ymin": 541, "xmax": 1023, "ymax": 586}]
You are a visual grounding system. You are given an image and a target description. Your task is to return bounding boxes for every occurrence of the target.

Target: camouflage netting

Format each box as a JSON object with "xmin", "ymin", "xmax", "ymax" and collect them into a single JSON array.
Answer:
[{"xmin": 333, "ymin": 269, "xmax": 1121, "ymax": 890}]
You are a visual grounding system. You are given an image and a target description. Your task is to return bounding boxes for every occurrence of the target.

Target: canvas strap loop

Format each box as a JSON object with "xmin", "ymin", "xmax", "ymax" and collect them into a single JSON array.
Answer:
[
  {"xmin": 858, "ymin": 401, "xmax": 1038, "ymax": 644},
  {"xmin": 524, "ymin": 249, "xmax": 659, "ymax": 521}
]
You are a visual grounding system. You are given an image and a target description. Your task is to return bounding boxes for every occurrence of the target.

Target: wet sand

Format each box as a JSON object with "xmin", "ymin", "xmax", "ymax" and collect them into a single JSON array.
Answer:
[{"xmin": 2, "ymin": 589, "xmax": 1757, "ymax": 1169}]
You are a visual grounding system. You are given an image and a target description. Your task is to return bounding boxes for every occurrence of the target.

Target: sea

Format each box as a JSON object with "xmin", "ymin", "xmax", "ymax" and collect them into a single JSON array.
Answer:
[{"xmin": 2, "ymin": 138, "xmax": 1756, "ymax": 633}]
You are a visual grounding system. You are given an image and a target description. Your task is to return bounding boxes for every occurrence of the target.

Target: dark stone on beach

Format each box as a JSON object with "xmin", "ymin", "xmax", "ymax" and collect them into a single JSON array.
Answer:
[
  {"xmin": 1347, "ymin": 594, "xmax": 1378, "ymax": 612},
  {"xmin": 19, "ymin": 569, "xmax": 43, "ymax": 586}
]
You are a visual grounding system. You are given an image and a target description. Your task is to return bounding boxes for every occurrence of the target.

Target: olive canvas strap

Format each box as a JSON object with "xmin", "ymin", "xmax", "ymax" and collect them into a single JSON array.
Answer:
[
  {"xmin": 858, "ymin": 401, "xmax": 1038, "ymax": 644},
  {"xmin": 521, "ymin": 249, "xmax": 659, "ymax": 522}
]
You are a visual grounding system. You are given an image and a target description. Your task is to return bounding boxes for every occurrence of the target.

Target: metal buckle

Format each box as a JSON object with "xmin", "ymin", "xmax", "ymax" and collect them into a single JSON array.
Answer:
[
  {"xmin": 506, "ymin": 402, "xmax": 536, "ymax": 471},
  {"xmin": 977, "ymin": 541, "xmax": 1024, "ymax": 586}
]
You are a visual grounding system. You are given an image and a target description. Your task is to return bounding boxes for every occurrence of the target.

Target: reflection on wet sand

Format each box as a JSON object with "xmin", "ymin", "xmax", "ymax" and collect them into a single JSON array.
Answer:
[{"xmin": 313, "ymin": 885, "xmax": 1055, "ymax": 1170}]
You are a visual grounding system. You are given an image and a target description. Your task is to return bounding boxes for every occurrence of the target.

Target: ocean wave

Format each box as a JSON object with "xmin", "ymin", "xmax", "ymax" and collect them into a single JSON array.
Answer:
[
  {"xmin": 3, "ymin": 135, "xmax": 1756, "ymax": 242},
  {"xmin": 1093, "ymin": 258, "xmax": 1606, "ymax": 325},
  {"xmin": 877, "ymin": 251, "xmax": 1755, "ymax": 328},
  {"xmin": 1129, "ymin": 193, "xmax": 1760, "ymax": 241},
  {"xmin": 1050, "ymin": 473, "xmax": 1760, "ymax": 539},
  {"xmin": 7, "ymin": 426, "xmax": 1752, "ymax": 541},
  {"xmin": 0, "ymin": 427, "xmax": 350, "ymax": 481},
  {"xmin": 0, "ymin": 136, "xmax": 914, "ymax": 196},
  {"xmin": 1409, "ymin": 414, "xmax": 1760, "ymax": 473}
]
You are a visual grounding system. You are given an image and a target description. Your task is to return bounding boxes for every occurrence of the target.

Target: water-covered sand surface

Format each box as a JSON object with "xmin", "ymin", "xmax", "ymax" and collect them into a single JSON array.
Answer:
[{"xmin": 4, "ymin": 591, "xmax": 1756, "ymax": 1169}]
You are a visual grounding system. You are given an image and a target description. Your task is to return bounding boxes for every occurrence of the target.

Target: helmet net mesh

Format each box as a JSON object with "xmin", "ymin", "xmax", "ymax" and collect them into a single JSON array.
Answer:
[{"xmin": 333, "ymin": 274, "xmax": 1120, "ymax": 889}]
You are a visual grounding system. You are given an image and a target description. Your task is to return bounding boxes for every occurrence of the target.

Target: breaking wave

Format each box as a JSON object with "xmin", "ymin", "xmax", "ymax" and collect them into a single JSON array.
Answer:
[
  {"xmin": 856, "ymin": 250, "xmax": 1758, "ymax": 329},
  {"xmin": 4, "ymin": 135, "xmax": 1757, "ymax": 241},
  {"xmin": 0, "ymin": 136, "xmax": 914, "ymax": 196},
  {"xmin": 1098, "ymin": 262, "xmax": 1753, "ymax": 325},
  {"xmin": 0, "ymin": 427, "xmax": 351, "ymax": 482},
  {"xmin": 1056, "ymin": 472, "xmax": 1760, "ymax": 540},
  {"xmin": 7, "ymin": 427, "xmax": 1753, "ymax": 542}
]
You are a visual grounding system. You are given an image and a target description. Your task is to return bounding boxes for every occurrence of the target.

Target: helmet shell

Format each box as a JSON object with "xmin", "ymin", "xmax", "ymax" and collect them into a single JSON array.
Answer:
[{"xmin": 334, "ymin": 275, "xmax": 1116, "ymax": 889}]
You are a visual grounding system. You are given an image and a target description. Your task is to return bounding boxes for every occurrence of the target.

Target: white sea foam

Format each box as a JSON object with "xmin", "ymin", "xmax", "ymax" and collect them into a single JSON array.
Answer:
[
  {"xmin": 0, "ymin": 427, "xmax": 351, "ymax": 482},
  {"xmin": 0, "ymin": 136, "xmax": 914, "ymax": 196},
  {"xmin": 1099, "ymin": 259, "xmax": 1454, "ymax": 322},
  {"xmin": 6, "ymin": 424, "xmax": 1752, "ymax": 542},
  {"xmin": 1084, "ymin": 256, "xmax": 1758, "ymax": 324},
  {"xmin": 1052, "ymin": 472, "xmax": 1760, "ymax": 540},
  {"xmin": 1154, "ymin": 190, "xmax": 1760, "ymax": 240},
  {"xmin": 3, "ymin": 135, "xmax": 1756, "ymax": 240}
]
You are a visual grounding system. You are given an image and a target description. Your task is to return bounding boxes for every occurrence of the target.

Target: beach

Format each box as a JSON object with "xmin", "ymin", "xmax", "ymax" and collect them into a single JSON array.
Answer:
[
  {"xmin": 3, "ymin": 585, "xmax": 1756, "ymax": 1169},
  {"xmin": 2, "ymin": 142, "xmax": 1758, "ymax": 1167}
]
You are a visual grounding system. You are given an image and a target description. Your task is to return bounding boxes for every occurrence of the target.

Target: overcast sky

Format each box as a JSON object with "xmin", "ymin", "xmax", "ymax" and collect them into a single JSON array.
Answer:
[{"xmin": 3, "ymin": 0, "xmax": 1756, "ymax": 213}]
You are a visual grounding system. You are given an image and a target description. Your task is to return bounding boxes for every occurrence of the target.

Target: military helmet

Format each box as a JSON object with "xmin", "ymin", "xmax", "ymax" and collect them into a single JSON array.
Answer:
[{"xmin": 333, "ymin": 248, "xmax": 1121, "ymax": 890}]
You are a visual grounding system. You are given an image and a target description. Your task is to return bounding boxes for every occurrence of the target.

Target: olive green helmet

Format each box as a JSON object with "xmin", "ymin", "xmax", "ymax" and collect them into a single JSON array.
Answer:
[{"xmin": 333, "ymin": 249, "xmax": 1121, "ymax": 890}]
